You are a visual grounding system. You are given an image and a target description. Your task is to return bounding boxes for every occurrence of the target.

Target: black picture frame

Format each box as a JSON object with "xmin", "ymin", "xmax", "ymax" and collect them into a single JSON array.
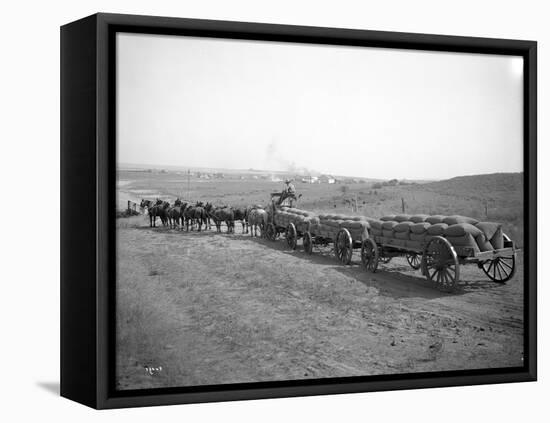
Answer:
[{"xmin": 60, "ymin": 12, "xmax": 537, "ymax": 409}]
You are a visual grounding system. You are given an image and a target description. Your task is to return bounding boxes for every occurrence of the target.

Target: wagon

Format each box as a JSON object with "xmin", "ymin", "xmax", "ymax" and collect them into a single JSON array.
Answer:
[
  {"xmin": 264, "ymin": 193, "xmax": 311, "ymax": 250},
  {"xmin": 302, "ymin": 218, "xmax": 371, "ymax": 266},
  {"xmin": 264, "ymin": 195, "xmax": 517, "ymax": 291},
  {"xmin": 359, "ymin": 230, "xmax": 517, "ymax": 292}
]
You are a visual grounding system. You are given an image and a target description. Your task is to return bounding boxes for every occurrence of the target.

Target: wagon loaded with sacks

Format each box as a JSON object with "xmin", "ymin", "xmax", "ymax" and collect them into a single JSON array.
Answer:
[
  {"xmin": 265, "ymin": 205, "xmax": 318, "ymax": 249},
  {"xmin": 303, "ymin": 214, "xmax": 372, "ymax": 264},
  {"xmin": 361, "ymin": 214, "xmax": 517, "ymax": 291},
  {"xmin": 266, "ymin": 203, "xmax": 517, "ymax": 291}
]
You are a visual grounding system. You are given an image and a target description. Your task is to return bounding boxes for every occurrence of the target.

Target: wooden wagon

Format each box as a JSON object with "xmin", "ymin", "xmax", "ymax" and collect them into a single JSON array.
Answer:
[
  {"xmin": 302, "ymin": 218, "xmax": 371, "ymax": 266},
  {"xmin": 264, "ymin": 193, "xmax": 312, "ymax": 249},
  {"xmin": 359, "ymin": 231, "xmax": 517, "ymax": 292}
]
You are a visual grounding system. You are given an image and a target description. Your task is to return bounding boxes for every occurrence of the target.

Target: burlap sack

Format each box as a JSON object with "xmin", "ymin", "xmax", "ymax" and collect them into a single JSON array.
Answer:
[
  {"xmin": 382, "ymin": 221, "xmax": 398, "ymax": 230},
  {"xmin": 382, "ymin": 229, "xmax": 395, "ymax": 238},
  {"xmin": 475, "ymin": 222, "xmax": 501, "ymax": 240},
  {"xmin": 475, "ymin": 234, "xmax": 494, "ymax": 252},
  {"xmin": 426, "ymin": 215, "xmax": 446, "ymax": 224},
  {"xmin": 443, "ymin": 215, "xmax": 479, "ymax": 225},
  {"xmin": 394, "ymin": 214, "xmax": 412, "ymax": 222},
  {"xmin": 490, "ymin": 227, "xmax": 504, "ymax": 249},
  {"xmin": 394, "ymin": 222, "xmax": 413, "ymax": 232},
  {"xmin": 343, "ymin": 221, "xmax": 368, "ymax": 229},
  {"xmin": 381, "ymin": 215, "xmax": 396, "ymax": 221},
  {"xmin": 427, "ymin": 223, "xmax": 448, "ymax": 235},
  {"xmin": 410, "ymin": 214, "xmax": 429, "ymax": 223},
  {"xmin": 411, "ymin": 222, "xmax": 431, "ymax": 234},
  {"xmin": 475, "ymin": 222, "xmax": 504, "ymax": 250},
  {"xmin": 370, "ymin": 220, "xmax": 384, "ymax": 230},
  {"xmin": 444, "ymin": 223, "xmax": 482, "ymax": 238}
]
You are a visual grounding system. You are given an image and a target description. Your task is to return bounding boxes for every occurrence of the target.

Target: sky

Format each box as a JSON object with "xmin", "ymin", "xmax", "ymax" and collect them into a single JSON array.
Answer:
[{"xmin": 116, "ymin": 32, "xmax": 523, "ymax": 180}]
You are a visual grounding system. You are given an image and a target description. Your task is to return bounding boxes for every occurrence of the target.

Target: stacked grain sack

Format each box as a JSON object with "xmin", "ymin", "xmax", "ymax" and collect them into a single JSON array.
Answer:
[
  {"xmin": 371, "ymin": 213, "xmax": 505, "ymax": 253},
  {"xmin": 273, "ymin": 207, "xmax": 318, "ymax": 232},
  {"xmin": 316, "ymin": 214, "xmax": 373, "ymax": 241}
]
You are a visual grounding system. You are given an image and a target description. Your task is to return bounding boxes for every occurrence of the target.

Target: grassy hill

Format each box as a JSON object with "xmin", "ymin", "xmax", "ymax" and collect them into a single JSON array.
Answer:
[{"xmin": 301, "ymin": 172, "xmax": 524, "ymax": 247}]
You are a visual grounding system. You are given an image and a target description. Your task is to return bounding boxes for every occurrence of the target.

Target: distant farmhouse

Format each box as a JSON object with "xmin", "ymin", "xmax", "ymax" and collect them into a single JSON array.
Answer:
[
  {"xmin": 319, "ymin": 174, "xmax": 336, "ymax": 184},
  {"xmin": 301, "ymin": 175, "xmax": 319, "ymax": 184}
]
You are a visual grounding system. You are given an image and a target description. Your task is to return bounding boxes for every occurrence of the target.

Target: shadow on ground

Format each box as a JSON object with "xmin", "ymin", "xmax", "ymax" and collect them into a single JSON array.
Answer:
[{"xmin": 36, "ymin": 381, "xmax": 59, "ymax": 396}]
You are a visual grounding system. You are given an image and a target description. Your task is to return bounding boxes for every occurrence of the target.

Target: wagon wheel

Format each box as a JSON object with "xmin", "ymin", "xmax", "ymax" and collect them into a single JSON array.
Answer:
[
  {"xmin": 303, "ymin": 231, "xmax": 313, "ymax": 255},
  {"xmin": 481, "ymin": 234, "xmax": 516, "ymax": 283},
  {"xmin": 286, "ymin": 223, "xmax": 297, "ymax": 250},
  {"xmin": 266, "ymin": 223, "xmax": 276, "ymax": 241},
  {"xmin": 481, "ymin": 255, "xmax": 516, "ymax": 283},
  {"xmin": 406, "ymin": 252, "xmax": 422, "ymax": 270},
  {"xmin": 422, "ymin": 236, "xmax": 460, "ymax": 292},
  {"xmin": 335, "ymin": 229, "xmax": 353, "ymax": 265},
  {"xmin": 361, "ymin": 238, "xmax": 379, "ymax": 272}
]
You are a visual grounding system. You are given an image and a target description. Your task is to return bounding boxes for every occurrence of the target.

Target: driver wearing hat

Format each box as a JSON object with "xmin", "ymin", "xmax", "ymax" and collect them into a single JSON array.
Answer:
[{"xmin": 279, "ymin": 179, "xmax": 297, "ymax": 206}]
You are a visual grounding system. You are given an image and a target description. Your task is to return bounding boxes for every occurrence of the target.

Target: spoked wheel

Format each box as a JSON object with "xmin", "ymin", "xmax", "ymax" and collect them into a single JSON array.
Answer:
[
  {"xmin": 422, "ymin": 236, "xmax": 460, "ymax": 292},
  {"xmin": 406, "ymin": 252, "xmax": 422, "ymax": 270},
  {"xmin": 335, "ymin": 229, "xmax": 353, "ymax": 265},
  {"xmin": 481, "ymin": 255, "xmax": 516, "ymax": 283},
  {"xmin": 266, "ymin": 223, "xmax": 276, "ymax": 241},
  {"xmin": 303, "ymin": 231, "xmax": 313, "ymax": 255},
  {"xmin": 361, "ymin": 238, "xmax": 379, "ymax": 272},
  {"xmin": 286, "ymin": 223, "xmax": 297, "ymax": 250},
  {"xmin": 482, "ymin": 233, "xmax": 517, "ymax": 283}
]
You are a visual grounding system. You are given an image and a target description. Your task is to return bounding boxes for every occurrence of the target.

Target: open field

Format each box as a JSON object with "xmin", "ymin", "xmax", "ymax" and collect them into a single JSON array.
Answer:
[
  {"xmin": 115, "ymin": 170, "xmax": 524, "ymax": 390},
  {"xmin": 116, "ymin": 216, "xmax": 524, "ymax": 390}
]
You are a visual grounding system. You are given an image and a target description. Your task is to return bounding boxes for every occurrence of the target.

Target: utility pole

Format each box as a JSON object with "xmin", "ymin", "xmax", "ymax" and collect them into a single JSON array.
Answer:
[{"xmin": 187, "ymin": 169, "xmax": 190, "ymax": 201}]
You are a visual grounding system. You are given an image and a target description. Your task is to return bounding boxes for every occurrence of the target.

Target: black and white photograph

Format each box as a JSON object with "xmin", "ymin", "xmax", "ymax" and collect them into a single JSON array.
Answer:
[
  {"xmin": 115, "ymin": 31, "xmax": 526, "ymax": 391},
  {"xmin": 2, "ymin": 0, "xmax": 547, "ymax": 419}
]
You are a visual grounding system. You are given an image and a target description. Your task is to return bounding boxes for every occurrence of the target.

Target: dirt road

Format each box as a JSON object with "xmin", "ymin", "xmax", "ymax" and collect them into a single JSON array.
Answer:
[{"xmin": 116, "ymin": 217, "xmax": 524, "ymax": 390}]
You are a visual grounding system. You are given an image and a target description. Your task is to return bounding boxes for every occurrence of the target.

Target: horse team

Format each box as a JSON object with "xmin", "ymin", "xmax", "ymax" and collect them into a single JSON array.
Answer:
[{"xmin": 139, "ymin": 198, "xmax": 268, "ymax": 236}]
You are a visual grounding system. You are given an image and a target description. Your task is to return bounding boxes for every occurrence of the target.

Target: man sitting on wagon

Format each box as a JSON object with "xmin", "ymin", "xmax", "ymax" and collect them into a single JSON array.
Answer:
[{"xmin": 278, "ymin": 179, "xmax": 298, "ymax": 207}]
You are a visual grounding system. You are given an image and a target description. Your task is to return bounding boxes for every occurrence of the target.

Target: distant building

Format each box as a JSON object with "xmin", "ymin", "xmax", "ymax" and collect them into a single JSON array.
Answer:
[{"xmin": 319, "ymin": 174, "xmax": 336, "ymax": 184}]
